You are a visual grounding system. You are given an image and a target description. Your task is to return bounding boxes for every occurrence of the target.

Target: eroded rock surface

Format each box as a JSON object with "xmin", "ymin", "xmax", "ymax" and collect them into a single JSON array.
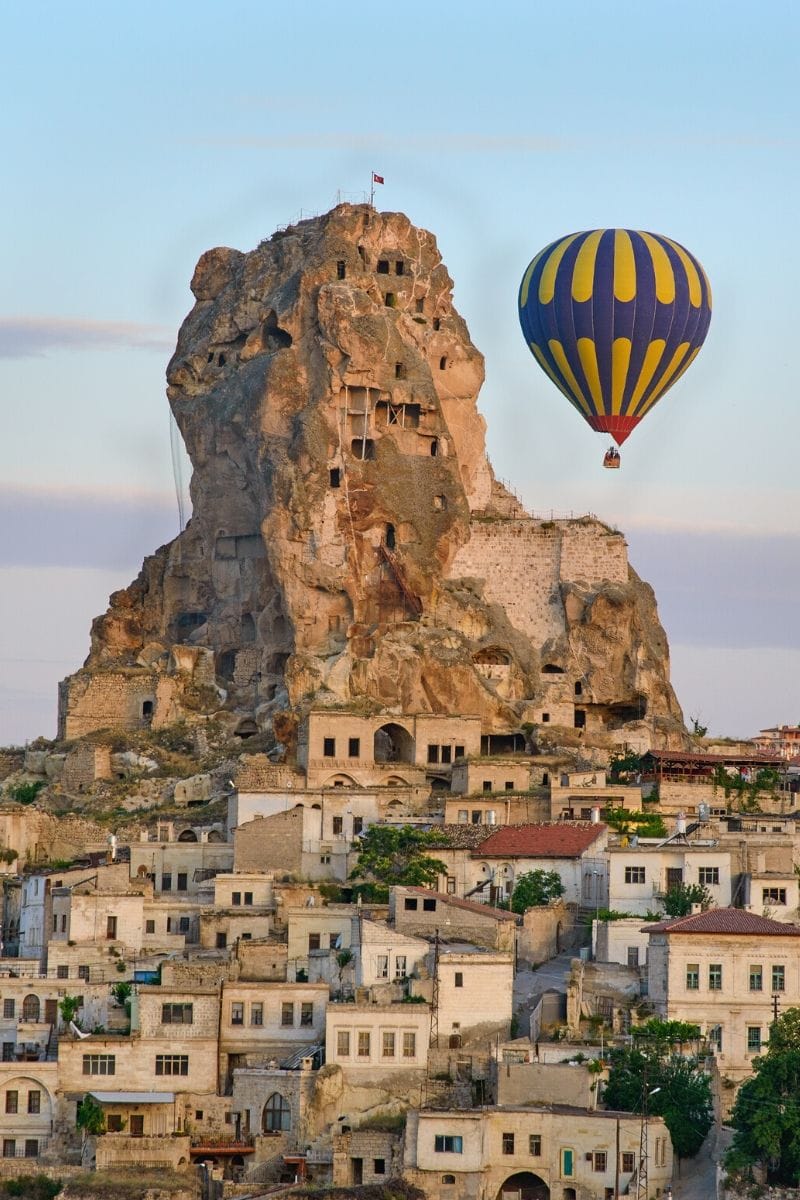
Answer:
[{"xmin": 60, "ymin": 205, "xmax": 685, "ymax": 747}]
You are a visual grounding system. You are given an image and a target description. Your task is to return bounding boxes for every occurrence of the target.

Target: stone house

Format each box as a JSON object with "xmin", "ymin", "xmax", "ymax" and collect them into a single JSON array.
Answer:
[
  {"xmin": 593, "ymin": 916, "xmax": 653, "ymax": 969},
  {"xmin": 646, "ymin": 907, "xmax": 800, "ymax": 1097},
  {"xmin": 548, "ymin": 769, "xmax": 643, "ymax": 821},
  {"xmin": 404, "ymin": 1105, "xmax": 673, "ymax": 1200},
  {"xmin": 129, "ymin": 838, "xmax": 233, "ymax": 898},
  {"xmin": 432, "ymin": 823, "xmax": 609, "ymax": 908},
  {"xmin": 412, "ymin": 947, "xmax": 514, "ymax": 1047},
  {"xmin": 285, "ymin": 904, "xmax": 357, "ymax": 980},
  {"xmin": 354, "ymin": 916, "xmax": 429, "ymax": 990},
  {"xmin": 299, "ymin": 710, "xmax": 482, "ymax": 789},
  {"xmin": 640, "ymin": 748, "xmax": 781, "ymax": 815},
  {"xmin": 219, "ymin": 981, "xmax": 329, "ymax": 1080},
  {"xmin": 0, "ymin": 1059, "xmax": 58, "ymax": 1163},
  {"xmin": 449, "ymin": 758, "xmax": 533, "ymax": 797},
  {"xmin": 332, "ymin": 1127, "xmax": 403, "ymax": 1187},
  {"xmin": 324, "ymin": 1001, "xmax": 431, "ymax": 1076},
  {"xmin": 389, "ymin": 887, "xmax": 518, "ymax": 952},
  {"xmin": 606, "ymin": 838, "xmax": 732, "ymax": 916},
  {"xmin": 443, "ymin": 792, "xmax": 550, "ymax": 828}
]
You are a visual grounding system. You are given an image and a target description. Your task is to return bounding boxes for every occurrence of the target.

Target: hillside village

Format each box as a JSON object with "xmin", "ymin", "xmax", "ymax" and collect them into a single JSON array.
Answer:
[{"xmin": 2, "ymin": 205, "xmax": 798, "ymax": 1200}]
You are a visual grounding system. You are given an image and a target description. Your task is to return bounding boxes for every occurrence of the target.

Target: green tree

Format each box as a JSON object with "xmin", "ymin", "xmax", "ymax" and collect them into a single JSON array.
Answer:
[
  {"xmin": 607, "ymin": 751, "xmax": 642, "ymax": 782},
  {"xmin": 603, "ymin": 1033, "xmax": 713, "ymax": 1160},
  {"xmin": 509, "ymin": 869, "xmax": 565, "ymax": 913},
  {"xmin": 727, "ymin": 1008, "xmax": 800, "ymax": 1185},
  {"xmin": 604, "ymin": 807, "xmax": 667, "ymax": 839},
  {"xmin": 662, "ymin": 882, "xmax": 713, "ymax": 917},
  {"xmin": 6, "ymin": 781, "xmax": 46, "ymax": 806},
  {"xmin": 75, "ymin": 1095, "xmax": 105, "ymax": 1136},
  {"xmin": 349, "ymin": 826, "xmax": 447, "ymax": 902},
  {"xmin": 58, "ymin": 996, "xmax": 81, "ymax": 1027},
  {"xmin": 0, "ymin": 1177, "xmax": 62, "ymax": 1199}
]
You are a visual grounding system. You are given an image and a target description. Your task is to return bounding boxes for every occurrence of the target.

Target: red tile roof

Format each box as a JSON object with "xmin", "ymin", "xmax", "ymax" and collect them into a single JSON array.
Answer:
[
  {"xmin": 643, "ymin": 907, "xmax": 800, "ymax": 937},
  {"xmin": 399, "ymin": 887, "xmax": 518, "ymax": 922},
  {"xmin": 475, "ymin": 822, "xmax": 606, "ymax": 859}
]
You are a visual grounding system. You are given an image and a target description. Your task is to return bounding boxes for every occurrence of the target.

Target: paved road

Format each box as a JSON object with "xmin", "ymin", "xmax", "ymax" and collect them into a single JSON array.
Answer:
[{"xmin": 671, "ymin": 1126, "xmax": 730, "ymax": 1200}]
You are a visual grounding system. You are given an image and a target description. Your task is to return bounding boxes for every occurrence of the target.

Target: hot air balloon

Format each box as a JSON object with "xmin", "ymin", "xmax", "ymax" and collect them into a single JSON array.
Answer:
[{"xmin": 518, "ymin": 229, "xmax": 712, "ymax": 468}]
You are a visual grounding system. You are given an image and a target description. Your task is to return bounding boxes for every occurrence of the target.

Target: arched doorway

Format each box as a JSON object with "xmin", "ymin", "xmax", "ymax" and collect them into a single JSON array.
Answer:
[
  {"xmin": 22, "ymin": 995, "xmax": 40, "ymax": 1022},
  {"xmin": 177, "ymin": 829, "xmax": 198, "ymax": 843},
  {"xmin": 263, "ymin": 1092, "xmax": 291, "ymax": 1132},
  {"xmin": 373, "ymin": 723, "xmax": 414, "ymax": 764},
  {"xmin": 497, "ymin": 1172, "xmax": 550, "ymax": 1200}
]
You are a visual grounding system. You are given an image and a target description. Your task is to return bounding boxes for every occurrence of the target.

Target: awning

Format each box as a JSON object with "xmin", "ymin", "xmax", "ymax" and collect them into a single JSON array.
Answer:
[{"xmin": 89, "ymin": 1091, "xmax": 175, "ymax": 1104}]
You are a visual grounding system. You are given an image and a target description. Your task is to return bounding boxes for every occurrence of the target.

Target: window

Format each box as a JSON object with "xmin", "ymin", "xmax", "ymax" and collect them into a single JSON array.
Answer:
[
  {"xmin": 773, "ymin": 965, "xmax": 786, "ymax": 992},
  {"xmin": 3, "ymin": 1142, "xmax": 15, "ymax": 1159},
  {"xmin": 439, "ymin": 355, "xmax": 447, "ymax": 370},
  {"xmin": 231, "ymin": 1002, "xmax": 245, "ymax": 1025},
  {"xmin": 423, "ymin": 898, "xmax": 436, "ymax": 912},
  {"xmin": 337, "ymin": 260, "xmax": 346, "ymax": 279},
  {"xmin": 560, "ymin": 1148, "xmax": 575, "ymax": 1177},
  {"xmin": 179, "ymin": 916, "xmax": 190, "ymax": 934},
  {"xmin": 176, "ymin": 873, "xmax": 187, "ymax": 891},
  {"xmin": 427, "ymin": 744, "xmax": 440, "ymax": 764},
  {"xmin": 309, "ymin": 933, "xmax": 321, "ymax": 951},
  {"xmin": 446, "ymin": 876, "xmax": 456, "ymax": 895},
  {"xmin": 394, "ymin": 363, "xmax": 405, "ymax": 381},
  {"xmin": 440, "ymin": 745, "xmax": 452, "ymax": 765},
  {"xmin": 23, "ymin": 1139, "xmax": 37, "ymax": 1159},
  {"xmin": 621, "ymin": 1152, "xmax": 635, "ymax": 1174},
  {"xmin": 358, "ymin": 1031, "xmax": 371, "ymax": 1057},
  {"xmin": 281, "ymin": 1002, "xmax": 294, "ymax": 1027},
  {"xmin": 699, "ymin": 867, "xmax": 720, "ymax": 885},
  {"xmin": 330, "ymin": 467, "xmax": 340, "ymax": 488},
  {"xmin": 377, "ymin": 260, "xmax": 390, "ymax": 274},
  {"xmin": 747, "ymin": 1026, "xmax": 762, "ymax": 1053},
  {"xmin": 763, "ymin": 887, "xmax": 787, "ymax": 904},
  {"xmin": 2, "ymin": 1000, "xmax": 13, "ymax": 1019},
  {"xmin": 403, "ymin": 1031, "xmax": 416, "ymax": 1058},
  {"xmin": 145, "ymin": 920, "xmax": 155, "ymax": 934},
  {"xmin": 384, "ymin": 293, "xmax": 396, "ymax": 307},
  {"xmin": 441, "ymin": 1175, "xmax": 456, "ymax": 1185},
  {"xmin": 434, "ymin": 1136, "xmax": 463, "ymax": 1154},
  {"xmin": 52, "ymin": 915, "xmax": 57, "ymax": 933},
  {"xmin": 708, "ymin": 1024, "xmax": 722, "ymax": 1052},
  {"xmin": 395, "ymin": 261, "xmax": 404, "ymax": 276},
  {"xmin": 593, "ymin": 1151, "xmax": 607, "ymax": 1172},
  {"xmin": 263, "ymin": 1092, "xmax": 291, "ymax": 1132},
  {"xmin": 457, "ymin": 810, "xmax": 468, "ymax": 824},
  {"xmin": 395, "ymin": 956, "xmax": 407, "ymax": 979},
  {"xmin": 107, "ymin": 1114, "xmax": 123, "ymax": 1132},
  {"xmin": 337, "ymin": 1031, "xmax": 350, "ymax": 1056},
  {"xmin": 2, "ymin": 1045, "xmax": 13, "ymax": 1063},
  {"xmin": 300, "ymin": 1002, "xmax": 314, "ymax": 1027},
  {"xmin": 155, "ymin": 1055, "xmax": 189, "ymax": 1076},
  {"xmin": 377, "ymin": 955, "xmax": 389, "ymax": 979},
  {"xmin": 383, "ymin": 1031, "xmax": 396, "ymax": 1057},
  {"xmin": 162, "ymin": 873, "xmax": 173, "ymax": 891},
  {"xmin": 626, "ymin": 947, "xmax": 639, "ymax": 968},
  {"xmin": 5, "ymin": 1091, "xmax": 18, "ymax": 1114},
  {"xmin": 404, "ymin": 897, "xmax": 418, "ymax": 911},
  {"xmin": 232, "ymin": 891, "xmax": 242, "ymax": 906},
  {"xmin": 454, "ymin": 972, "xmax": 464, "ymax": 988},
  {"xmin": 353, "ymin": 817, "xmax": 364, "ymax": 836},
  {"xmin": 130, "ymin": 1115, "xmax": 144, "ymax": 1137},
  {"xmin": 529, "ymin": 1135, "xmax": 541, "ymax": 1156},
  {"xmin": 750, "ymin": 964, "xmax": 763, "ymax": 991},
  {"xmin": 624, "ymin": 866, "xmax": 645, "ymax": 884},
  {"xmin": 686, "ymin": 963, "xmax": 699, "ymax": 990},
  {"xmin": 216, "ymin": 932, "xmax": 227, "ymax": 949},
  {"xmin": 323, "ymin": 737, "xmax": 336, "ymax": 757},
  {"xmin": 106, "ymin": 915, "xmax": 117, "ymax": 940},
  {"xmin": 502, "ymin": 1132, "xmax": 515, "ymax": 1154},
  {"xmin": 482, "ymin": 782, "xmax": 492, "ymax": 794},
  {"xmin": 542, "ymin": 713, "xmax": 550, "ymax": 723},
  {"xmin": 27, "ymin": 1091, "xmax": 40, "ymax": 1114},
  {"xmin": 348, "ymin": 736, "xmax": 360, "ymax": 757},
  {"xmin": 374, "ymin": 1158, "xmax": 386, "ymax": 1175},
  {"xmin": 56, "ymin": 964, "xmax": 69, "ymax": 979},
  {"xmin": 709, "ymin": 964, "xmax": 723, "ymax": 990},
  {"xmin": 83, "ymin": 1054, "xmax": 115, "ymax": 1076},
  {"xmin": 333, "ymin": 816, "xmax": 343, "ymax": 835},
  {"xmin": 162, "ymin": 1003, "xmax": 193, "ymax": 1024},
  {"xmin": 78, "ymin": 965, "xmax": 90, "ymax": 981}
]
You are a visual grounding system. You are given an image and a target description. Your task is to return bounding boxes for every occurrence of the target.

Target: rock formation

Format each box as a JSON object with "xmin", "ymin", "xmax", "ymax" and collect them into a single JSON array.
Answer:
[{"xmin": 59, "ymin": 205, "xmax": 686, "ymax": 748}]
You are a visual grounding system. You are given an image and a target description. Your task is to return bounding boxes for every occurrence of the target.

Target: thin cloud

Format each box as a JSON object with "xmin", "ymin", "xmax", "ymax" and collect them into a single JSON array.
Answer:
[{"xmin": 0, "ymin": 316, "xmax": 174, "ymax": 359}]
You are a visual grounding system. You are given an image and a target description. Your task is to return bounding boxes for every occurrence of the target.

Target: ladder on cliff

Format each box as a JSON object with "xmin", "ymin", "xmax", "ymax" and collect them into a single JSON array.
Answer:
[{"xmin": 378, "ymin": 543, "xmax": 422, "ymax": 617}]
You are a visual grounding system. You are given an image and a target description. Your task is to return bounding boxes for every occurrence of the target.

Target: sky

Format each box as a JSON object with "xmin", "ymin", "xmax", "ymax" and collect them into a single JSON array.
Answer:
[{"xmin": 1, "ymin": 0, "xmax": 798, "ymax": 744}]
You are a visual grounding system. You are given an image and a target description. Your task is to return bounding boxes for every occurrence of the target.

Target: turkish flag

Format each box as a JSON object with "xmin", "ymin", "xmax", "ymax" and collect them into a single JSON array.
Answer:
[{"xmin": 372, "ymin": 173, "xmax": 384, "ymax": 185}]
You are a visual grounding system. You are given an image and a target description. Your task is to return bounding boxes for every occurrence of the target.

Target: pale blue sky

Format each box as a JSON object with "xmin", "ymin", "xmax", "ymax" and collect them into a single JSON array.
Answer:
[{"xmin": 1, "ymin": 0, "xmax": 798, "ymax": 742}]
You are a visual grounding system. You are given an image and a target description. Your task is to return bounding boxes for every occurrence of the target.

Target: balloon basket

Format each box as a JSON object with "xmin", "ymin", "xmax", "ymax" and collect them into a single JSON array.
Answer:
[{"xmin": 603, "ymin": 450, "xmax": 621, "ymax": 469}]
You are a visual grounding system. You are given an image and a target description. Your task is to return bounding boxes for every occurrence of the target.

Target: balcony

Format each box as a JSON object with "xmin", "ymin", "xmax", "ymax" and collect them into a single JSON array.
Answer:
[{"xmin": 190, "ymin": 1134, "xmax": 255, "ymax": 1157}]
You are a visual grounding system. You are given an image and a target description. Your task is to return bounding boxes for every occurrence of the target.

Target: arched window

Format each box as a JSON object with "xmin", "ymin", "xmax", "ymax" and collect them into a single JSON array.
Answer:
[
  {"xmin": 22, "ymin": 994, "xmax": 40, "ymax": 1022},
  {"xmin": 263, "ymin": 1092, "xmax": 291, "ymax": 1132},
  {"xmin": 177, "ymin": 829, "xmax": 198, "ymax": 843},
  {"xmin": 574, "ymin": 681, "xmax": 583, "ymax": 696}
]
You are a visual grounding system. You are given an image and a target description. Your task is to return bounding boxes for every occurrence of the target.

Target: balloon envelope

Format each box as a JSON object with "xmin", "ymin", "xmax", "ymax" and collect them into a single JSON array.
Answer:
[{"xmin": 518, "ymin": 229, "xmax": 712, "ymax": 445}]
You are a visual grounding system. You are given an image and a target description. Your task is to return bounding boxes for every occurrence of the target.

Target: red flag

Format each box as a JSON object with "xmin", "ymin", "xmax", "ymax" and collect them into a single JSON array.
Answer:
[{"xmin": 372, "ymin": 173, "xmax": 384, "ymax": 185}]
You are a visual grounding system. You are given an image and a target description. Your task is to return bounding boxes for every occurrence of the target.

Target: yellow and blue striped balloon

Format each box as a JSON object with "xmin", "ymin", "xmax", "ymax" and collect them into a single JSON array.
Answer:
[{"xmin": 518, "ymin": 229, "xmax": 712, "ymax": 445}]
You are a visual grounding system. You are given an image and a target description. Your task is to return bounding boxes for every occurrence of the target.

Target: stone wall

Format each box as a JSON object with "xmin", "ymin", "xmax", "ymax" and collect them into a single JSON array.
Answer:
[
  {"xmin": 58, "ymin": 669, "xmax": 159, "ymax": 740},
  {"xmin": 233, "ymin": 809, "xmax": 305, "ymax": 876},
  {"xmin": 448, "ymin": 517, "xmax": 628, "ymax": 645},
  {"xmin": 518, "ymin": 899, "xmax": 574, "ymax": 964}
]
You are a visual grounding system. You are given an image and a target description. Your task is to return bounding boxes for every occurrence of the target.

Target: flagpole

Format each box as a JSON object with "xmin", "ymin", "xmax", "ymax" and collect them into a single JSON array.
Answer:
[{"xmin": 370, "ymin": 171, "xmax": 374, "ymax": 208}]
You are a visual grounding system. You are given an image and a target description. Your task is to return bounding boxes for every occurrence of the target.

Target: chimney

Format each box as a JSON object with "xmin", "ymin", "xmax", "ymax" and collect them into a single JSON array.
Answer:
[{"xmin": 676, "ymin": 812, "xmax": 687, "ymax": 836}]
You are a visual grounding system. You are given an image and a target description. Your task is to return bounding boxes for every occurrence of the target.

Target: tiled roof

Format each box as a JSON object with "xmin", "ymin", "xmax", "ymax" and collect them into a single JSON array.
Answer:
[
  {"xmin": 643, "ymin": 907, "xmax": 800, "ymax": 937},
  {"xmin": 475, "ymin": 822, "xmax": 606, "ymax": 859},
  {"xmin": 399, "ymin": 887, "xmax": 518, "ymax": 922}
]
